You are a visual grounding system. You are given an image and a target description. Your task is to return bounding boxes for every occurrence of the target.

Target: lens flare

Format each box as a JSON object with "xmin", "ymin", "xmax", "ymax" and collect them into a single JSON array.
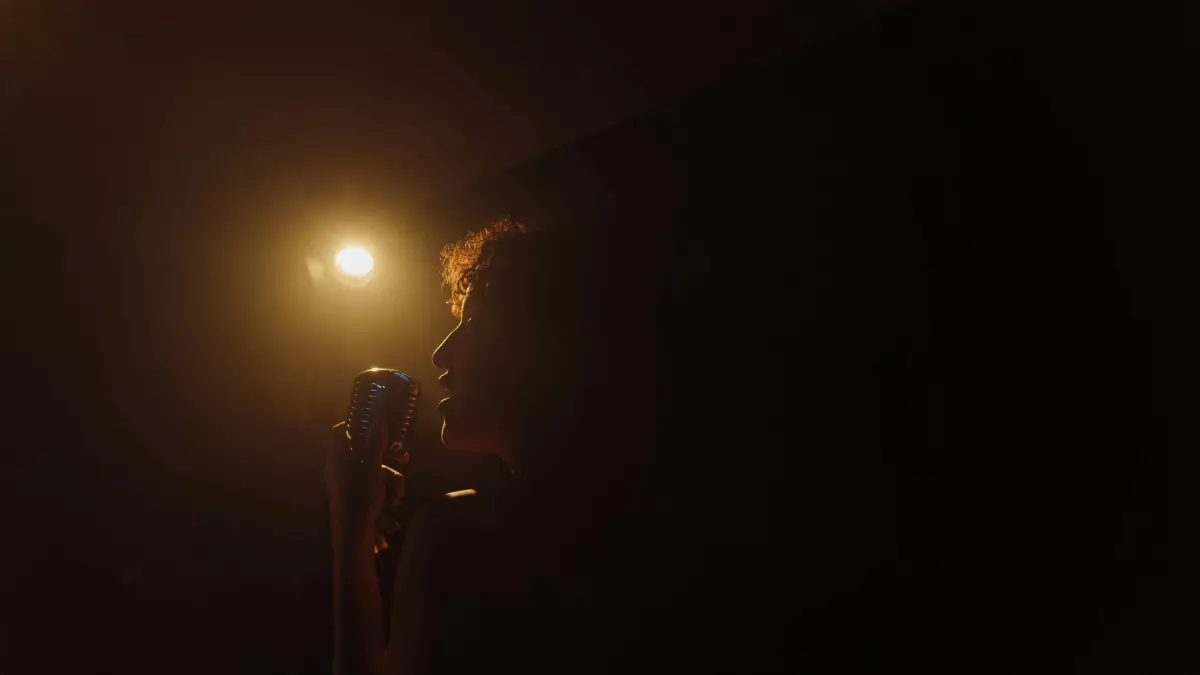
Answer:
[{"xmin": 335, "ymin": 247, "xmax": 374, "ymax": 276}]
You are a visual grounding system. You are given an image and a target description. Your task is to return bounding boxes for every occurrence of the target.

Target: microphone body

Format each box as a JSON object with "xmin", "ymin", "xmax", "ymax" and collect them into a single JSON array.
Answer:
[{"xmin": 345, "ymin": 368, "xmax": 420, "ymax": 457}]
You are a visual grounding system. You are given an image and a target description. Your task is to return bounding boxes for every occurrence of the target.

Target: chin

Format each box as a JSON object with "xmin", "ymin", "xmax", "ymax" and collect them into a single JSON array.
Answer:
[
  {"xmin": 439, "ymin": 418, "xmax": 474, "ymax": 453},
  {"xmin": 439, "ymin": 419, "xmax": 462, "ymax": 451}
]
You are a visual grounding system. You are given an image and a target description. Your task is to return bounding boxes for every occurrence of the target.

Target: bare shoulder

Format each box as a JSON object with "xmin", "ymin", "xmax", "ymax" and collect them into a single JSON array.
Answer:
[
  {"xmin": 399, "ymin": 488, "xmax": 499, "ymax": 568},
  {"xmin": 442, "ymin": 488, "xmax": 477, "ymax": 500},
  {"xmin": 410, "ymin": 489, "xmax": 484, "ymax": 535}
]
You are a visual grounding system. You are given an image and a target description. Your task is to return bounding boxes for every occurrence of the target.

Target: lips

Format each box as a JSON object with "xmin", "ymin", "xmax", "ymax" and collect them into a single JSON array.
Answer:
[{"xmin": 437, "ymin": 372, "xmax": 454, "ymax": 416}]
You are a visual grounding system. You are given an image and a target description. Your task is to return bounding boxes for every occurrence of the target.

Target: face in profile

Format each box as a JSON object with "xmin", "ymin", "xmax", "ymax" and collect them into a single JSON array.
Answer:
[{"xmin": 431, "ymin": 289, "xmax": 531, "ymax": 459}]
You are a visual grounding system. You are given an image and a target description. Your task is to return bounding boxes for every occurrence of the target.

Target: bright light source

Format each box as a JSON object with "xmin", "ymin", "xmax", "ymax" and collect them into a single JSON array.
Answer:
[{"xmin": 335, "ymin": 247, "xmax": 374, "ymax": 277}]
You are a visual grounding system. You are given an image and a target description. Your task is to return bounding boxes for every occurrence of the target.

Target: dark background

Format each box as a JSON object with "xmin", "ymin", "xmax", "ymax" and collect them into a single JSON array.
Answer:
[{"xmin": 1, "ymin": 1, "xmax": 1172, "ymax": 673}]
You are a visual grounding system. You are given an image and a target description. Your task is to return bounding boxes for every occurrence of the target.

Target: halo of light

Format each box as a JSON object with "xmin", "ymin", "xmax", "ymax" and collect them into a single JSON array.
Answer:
[{"xmin": 335, "ymin": 247, "xmax": 374, "ymax": 277}]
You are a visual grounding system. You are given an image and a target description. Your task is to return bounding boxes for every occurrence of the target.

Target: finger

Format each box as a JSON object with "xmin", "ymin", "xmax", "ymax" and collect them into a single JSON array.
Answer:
[
  {"xmin": 381, "ymin": 464, "xmax": 406, "ymax": 507},
  {"xmin": 329, "ymin": 421, "xmax": 351, "ymax": 453}
]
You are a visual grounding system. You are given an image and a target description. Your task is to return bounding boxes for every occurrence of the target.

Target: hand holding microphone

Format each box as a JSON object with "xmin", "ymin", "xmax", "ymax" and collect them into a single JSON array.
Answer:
[{"xmin": 325, "ymin": 369, "xmax": 420, "ymax": 551}]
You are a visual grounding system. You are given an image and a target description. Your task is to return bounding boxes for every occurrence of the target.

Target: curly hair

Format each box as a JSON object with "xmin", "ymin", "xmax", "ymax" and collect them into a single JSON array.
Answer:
[{"xmin": 439, "ymin": 216, "xmax": 529, "ymax": 317}]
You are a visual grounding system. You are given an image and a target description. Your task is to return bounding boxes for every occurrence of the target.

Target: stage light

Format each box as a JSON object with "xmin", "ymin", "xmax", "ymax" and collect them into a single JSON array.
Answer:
[{"xmin": 335, "ymin": 247, "xmax": 374, "ymax": 277}]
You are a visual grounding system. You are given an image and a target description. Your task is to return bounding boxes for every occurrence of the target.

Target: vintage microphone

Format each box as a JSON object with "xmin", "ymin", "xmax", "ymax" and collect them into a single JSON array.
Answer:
[
  {"xmin": 344, "ymin": 367, "xmax": 421, "ymax": 459},
  {"xmin": 344, "ymin": 367, "xmax": 421, "ymax": 588},
  {"xmin": 343, "ymin": 368, "xmax": 422, "ymax": 622}
]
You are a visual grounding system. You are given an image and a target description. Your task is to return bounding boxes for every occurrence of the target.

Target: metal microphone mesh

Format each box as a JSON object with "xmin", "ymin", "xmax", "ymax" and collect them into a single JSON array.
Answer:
[{"xmin": 345, "ymin": 368, "xmax": 420, "ymax": 455}]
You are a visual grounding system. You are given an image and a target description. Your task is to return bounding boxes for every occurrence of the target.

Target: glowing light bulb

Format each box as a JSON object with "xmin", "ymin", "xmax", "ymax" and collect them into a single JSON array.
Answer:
[{"xmin": 335, "ymin": 247, "xmax": 374, "ymax": 277}]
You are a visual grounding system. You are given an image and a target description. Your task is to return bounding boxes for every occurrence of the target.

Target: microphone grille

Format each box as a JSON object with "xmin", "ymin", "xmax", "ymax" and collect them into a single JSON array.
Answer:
[{"xmin": 346, "ymin": 368, "xmax": 421, "ymax": 453}]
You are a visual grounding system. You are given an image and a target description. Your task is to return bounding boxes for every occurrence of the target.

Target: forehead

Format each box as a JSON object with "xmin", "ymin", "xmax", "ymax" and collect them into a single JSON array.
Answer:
[{"xmin": 460, "ymin": 279, "xmax": 529, "ymax": 323}]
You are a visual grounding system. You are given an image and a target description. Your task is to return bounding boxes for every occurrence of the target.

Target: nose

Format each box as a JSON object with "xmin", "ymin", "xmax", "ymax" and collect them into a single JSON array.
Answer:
[{"xmin": 431, "ymin": 325, "xmax": 456, "ymax": 370}]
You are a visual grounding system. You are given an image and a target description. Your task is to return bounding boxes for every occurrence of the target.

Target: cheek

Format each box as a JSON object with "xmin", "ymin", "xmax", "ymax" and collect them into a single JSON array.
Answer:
[
  {"xmin": 469, "ymin": 346, "xmax": 525, "ymax": 386},
  {"xmin": 456, "ymin": 355, "xmax": 509, "ymax": 410}
]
